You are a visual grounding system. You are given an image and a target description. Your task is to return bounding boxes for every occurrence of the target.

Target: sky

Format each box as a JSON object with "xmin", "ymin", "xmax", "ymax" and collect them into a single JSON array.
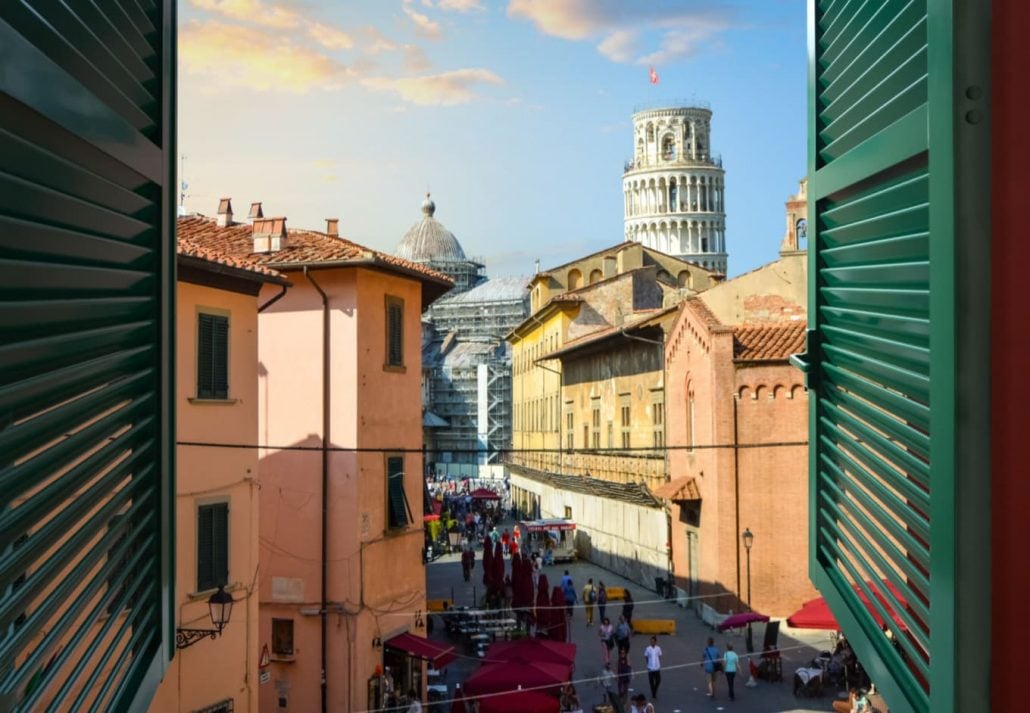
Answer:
[{"xmin": 178, "ymin": 0, "xmax": 807, "ymax": 279}]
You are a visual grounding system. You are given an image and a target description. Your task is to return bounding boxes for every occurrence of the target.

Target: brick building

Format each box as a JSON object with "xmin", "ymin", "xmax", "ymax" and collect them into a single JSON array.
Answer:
[{"xmin": 662, "ymin": 181, "xmax": 818, "ymax": 615}]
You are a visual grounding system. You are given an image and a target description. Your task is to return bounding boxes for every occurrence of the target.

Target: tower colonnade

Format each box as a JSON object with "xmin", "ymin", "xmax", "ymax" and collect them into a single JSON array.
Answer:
[{"xmin": 623, "ymin": 106, "xmax": 728, "ymax": 274}]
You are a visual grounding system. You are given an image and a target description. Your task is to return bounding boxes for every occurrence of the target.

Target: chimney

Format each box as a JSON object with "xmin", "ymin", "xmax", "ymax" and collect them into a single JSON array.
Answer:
[
  {"xmin": 216, "ymin": 197, "xmax": 233, "ymax": 227},
  {"xmin": 248, "ymin": 202, "xmax": 263, "ymax": 220},
  {"xmin": 253, "ymin": 217, "xmax": 288, "ymax": 253},
  {"xmin": 325, "ymin": 218, "xmax": 339, "ymax": 237}
]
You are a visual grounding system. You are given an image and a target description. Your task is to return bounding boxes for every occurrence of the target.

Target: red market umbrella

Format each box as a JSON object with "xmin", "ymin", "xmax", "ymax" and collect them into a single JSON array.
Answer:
[
  {"xmin": 463, "ymin": 659, "xmax": 567, "ymax": 698},
  {"xmin": 478, "ymin": 689, "xmax": 560, "ymax": 713},
  {"xmin": 470, "ymin": 488, "xmax": 501, "ymax": 501},
  {"xmin": 787, "ymin": 580, "xmax": 909, "ymax": 631},
  {"xmin": 718, "ymin": 611, "xmax": 771, "ymax": 631},
  {"xmin": 549, "ymin": 586, "xmax": 567, "ymax": 642},
  {"xmin": 492, "ymin": 541, "xmax": 505, "ymax": 594},
  {"xmin": 482, "ymin": 538, "xmax": 493, "ymax": 589},
  {"xmin": 535, "ymin": 575, "xmax": 550, "ymax": 631},
  {"xmin": 485, "ymin": 640, "xmax": 576, "ymax": 669}
]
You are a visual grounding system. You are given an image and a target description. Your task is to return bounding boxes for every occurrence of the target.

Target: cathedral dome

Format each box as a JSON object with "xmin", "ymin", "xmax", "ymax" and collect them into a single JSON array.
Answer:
[{"xmin": 395, "ymin": 194, "xmax": 467, "ymax": 263}]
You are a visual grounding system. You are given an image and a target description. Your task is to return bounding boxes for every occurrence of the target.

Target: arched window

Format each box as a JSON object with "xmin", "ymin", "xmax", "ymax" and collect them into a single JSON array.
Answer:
[
  {"xmin": 677, "ymin": 270, "xmax": 691, "ymax": 288},
  {"xmin": 796, "ymin": 218, "xmax": 808, "ymax": 244},
  {"xmin": 646, "ymin": 123, "xmax": 655, "ymax": 142},
  {"xmin": 661, "ymin": 134, "xmax": 675, "ymax": 160},
  {"xmin": 568, "ymin": 269, "xmax": 582, "ymax": 290},
  {"xmin": 589, "ymin": 269, "xmax": 603, "ymax": 284},
  {"xmin": 669, "ymin": 178, "xmax": 678, "ymax": 210}
]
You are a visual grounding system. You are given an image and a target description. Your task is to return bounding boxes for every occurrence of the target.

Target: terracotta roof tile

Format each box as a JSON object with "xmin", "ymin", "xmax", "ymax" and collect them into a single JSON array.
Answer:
[
  {"xmin": 733, "ymin": 322, "xmax": 806, "ymax": 361},
  {"xmin": 684, "ymin": 297, "xmax": 722, "ymax": 327},
  {"xmin": 176, "ymin": 215, "xmax": 452, "ymax": 286},
  {"xmin": 177, "ymin": 235, "xmax": 285, "ymax": 280}
]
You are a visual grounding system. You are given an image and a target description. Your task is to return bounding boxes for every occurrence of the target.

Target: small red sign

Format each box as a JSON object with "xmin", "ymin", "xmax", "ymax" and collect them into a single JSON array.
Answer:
[{"xmin": 259, "ymin": 644, "xmax": 271, "ymax": 669}]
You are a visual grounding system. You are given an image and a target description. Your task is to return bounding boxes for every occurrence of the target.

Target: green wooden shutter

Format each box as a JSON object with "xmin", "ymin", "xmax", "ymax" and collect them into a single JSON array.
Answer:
[
  {"xmin": 387, "ymin": 301, "xmax": 403, "ymax": 367},
  {"xmin": 801, "ymin": 1, "xmax": 991, "ymax": 712},
  {"xmin": 197, "ymin": 314, "xmax": 229, "ymax": 399},
  {"xmin": 386, "ymin": 456, "xmax": 410, "ymax": 529},
  {"xmin": 0, "ymin": 1, "xmax": 176, "ymax": 710},
  {"xmin": 197, "ymin": 503, "xmax": 228, "ymax": 591}
]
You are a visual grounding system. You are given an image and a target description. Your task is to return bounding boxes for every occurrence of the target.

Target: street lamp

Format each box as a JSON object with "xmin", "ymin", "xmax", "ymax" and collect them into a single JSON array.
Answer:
[
  {"xmin": 742, "ymin": 528, "xmax": 754, "ymax": 652},
  {"xmin": 176, "ymin": 585, "xmax": 234, "ymax": 649}
]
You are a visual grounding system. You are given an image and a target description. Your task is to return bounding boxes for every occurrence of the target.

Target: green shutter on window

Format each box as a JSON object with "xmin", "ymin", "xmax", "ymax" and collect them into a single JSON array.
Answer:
[
  {"xmin": 197, "ymin": 503, "xmax": 228, "ymax": 591},
  {"xmin": 387, "ymin": 302, "xmax": 403, "ymax": 366},
  {"xmin": 0, "ymin": 0, "xmax": 175, "ymax": 710},
  {"xmin": 802, "ymin": 1, "xmax": 991, "ymax": 712},
  {"xmin": 386, "ymin": 457, "xmax": 410, "ymax": 529},
  {"xmin": 197, "ymin": 314, "xmax": 228, "ymax": 399}
]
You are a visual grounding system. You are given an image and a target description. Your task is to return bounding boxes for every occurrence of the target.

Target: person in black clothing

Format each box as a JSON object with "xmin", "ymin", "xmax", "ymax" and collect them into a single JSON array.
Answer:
[{"xmin": 622, "ymin": 589, "xmax": 635, "ymax": 626}]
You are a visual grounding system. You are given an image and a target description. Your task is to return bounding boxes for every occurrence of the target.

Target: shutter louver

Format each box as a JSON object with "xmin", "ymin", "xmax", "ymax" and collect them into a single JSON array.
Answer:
[
  {"xmin": 0, "ymin": 1, "xmax": 174, "ymax": 710},
  {"xmin": 197, "ymin": 505, "xmax": 213, "ymax": 591},
  {"xmin": 806, "ymin": 2, "xmax": 990, "ymax": 712}
]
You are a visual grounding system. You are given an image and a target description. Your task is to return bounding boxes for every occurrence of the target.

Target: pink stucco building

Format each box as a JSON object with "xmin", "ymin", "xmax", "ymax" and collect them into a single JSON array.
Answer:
[{"xmin": 179, "ymin": 200, "xmax": 452, "ymax": 712}]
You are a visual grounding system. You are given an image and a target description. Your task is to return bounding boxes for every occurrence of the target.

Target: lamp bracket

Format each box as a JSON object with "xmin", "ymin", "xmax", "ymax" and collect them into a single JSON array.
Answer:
[{"xmin": 176, "ymin": 627, "xmax": 221, "ymax": 649}]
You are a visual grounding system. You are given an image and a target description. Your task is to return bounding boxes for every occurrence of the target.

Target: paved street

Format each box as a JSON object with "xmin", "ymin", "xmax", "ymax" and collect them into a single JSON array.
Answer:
[{"xmin": 426, "ymin": 540, "xmax": 863, "ymax": 713}]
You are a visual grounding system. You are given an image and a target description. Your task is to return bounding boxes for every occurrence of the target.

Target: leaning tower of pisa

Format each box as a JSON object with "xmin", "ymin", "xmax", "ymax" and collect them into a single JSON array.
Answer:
[{"xmin": 622, "ymin": 105, "xmax": 727, "ymax": 274}]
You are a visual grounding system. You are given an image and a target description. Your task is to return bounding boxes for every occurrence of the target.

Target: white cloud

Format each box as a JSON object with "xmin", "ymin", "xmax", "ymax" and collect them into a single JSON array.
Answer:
[
  {"xmin": 363, "ymin": 26, "xmax": 399, "ymax": 53},
  {"xmin": 402, "ymin": 2, "xmax": 443, "ymax": 40},
  {"xmin": 180, "ymin": 21, "xmax": 351, "ymax": 92},
  {"xmin": 438, "ymin": 0, "xmax": 485, "ymax": 12},
  {"xmin": 307, "ymin": 22, "xmax": 354, "ymax": 50},
  {"xmin": 362, "ymin": 68, "xmax": 504, "ymax": 106},
  {"xmin": 404, "ymin": 44, "xmax": 433, "ymax": 72},
  {"xmin": 507, "ymin": 0, "xmax": 733, "ymax": 64},
  {"xmin": 190, "ymin": 0, "xmax": 301, "ymax": 28},
  {"xmin": 597, "ymin": 29, "xmax": 640, "ymax": 63}
]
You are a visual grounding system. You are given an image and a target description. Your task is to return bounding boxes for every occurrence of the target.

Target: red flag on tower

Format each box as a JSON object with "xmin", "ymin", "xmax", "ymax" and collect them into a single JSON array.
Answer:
[{"xmin": 649, "ymin": 66, "xmax": 659, "ymax": 84}]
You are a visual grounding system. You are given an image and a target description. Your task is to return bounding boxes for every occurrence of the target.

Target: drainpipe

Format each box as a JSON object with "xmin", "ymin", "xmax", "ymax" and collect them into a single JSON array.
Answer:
[
  {"xmin": 303, "ymin": 266, "xmax": 330, "ymax": 713},
  {"xmin": 258, "ymin": 283, "xmax": 288, "ymax": 313},
  {"xmin": 733, "ymin": 395, "xmax": 741, "ymax": 610}
]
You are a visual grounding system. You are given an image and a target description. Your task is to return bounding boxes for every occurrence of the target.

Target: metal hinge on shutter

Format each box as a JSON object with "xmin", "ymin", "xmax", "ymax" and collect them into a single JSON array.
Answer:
[{"xmin": 789, "ymin": 329, "xmax": 819, "ymax": 390}]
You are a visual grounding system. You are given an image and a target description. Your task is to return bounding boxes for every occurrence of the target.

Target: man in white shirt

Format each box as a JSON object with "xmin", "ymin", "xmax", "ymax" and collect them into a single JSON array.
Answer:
[{"xmin": 644, "ymin": 636, "xmax": 663, "ymax": 699}]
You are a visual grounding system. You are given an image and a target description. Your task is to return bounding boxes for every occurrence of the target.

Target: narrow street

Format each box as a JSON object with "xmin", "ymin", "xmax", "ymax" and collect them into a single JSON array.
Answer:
[{"xmin": 425, "ymin": 537, "xmax": 848, "ymax": 713}]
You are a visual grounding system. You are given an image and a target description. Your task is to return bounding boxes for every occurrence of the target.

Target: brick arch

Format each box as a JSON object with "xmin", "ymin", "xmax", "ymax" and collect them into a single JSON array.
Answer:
[
  {"xmin": 738, "ymin": 385, "xmax": 751, "ymax": 401},
  {"xmin": 790, "ymin": 384, "xmax": 806, "ymax": 400},
  {"xmin": 773, "ymin": 384, "xmax": 786, "ymax": 399},
  {"xmin": 754, "ymin": 385, "xmax": 767, "ymax": 400}
]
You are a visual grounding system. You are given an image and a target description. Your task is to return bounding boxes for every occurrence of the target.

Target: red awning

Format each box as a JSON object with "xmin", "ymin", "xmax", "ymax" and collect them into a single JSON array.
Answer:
[
  {"xmin": 787, "ymin": 580, "xmax": 909, "ymax": 631},
  {"xmin": 470, "ymin": 488, "xmax": 500, "ymax": 500},
  {"xmin": 385, "ymin": 632, "xmax": 456, "ymax": 668}
]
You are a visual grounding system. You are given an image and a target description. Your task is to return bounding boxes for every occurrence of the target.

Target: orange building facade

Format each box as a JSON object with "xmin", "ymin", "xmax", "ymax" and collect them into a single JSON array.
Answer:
[
  {"xmin": 150, "ymin": 241, "xmax": 288, "ymax": 712},
  {"xmin": 179, "ymin": 201, "xmax": 452, "ymax": 712},
  {"xmin": 663, "ymin": 182, "xmax": 818, "ymax": 616}
]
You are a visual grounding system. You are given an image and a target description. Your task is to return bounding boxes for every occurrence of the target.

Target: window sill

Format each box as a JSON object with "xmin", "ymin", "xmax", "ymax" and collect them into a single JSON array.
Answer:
[
  {"xmin": 270, "ymin": 654, "xmax": 295, "ymax": 663},
  {"xmin": 187, "ymin": 582, "xmax": 243, "ymax": 602},
  {"xmin": 382, "ymin": 364, "xmax": 407, "ymax": 374},
  {"xmin": 188, "ymin": 397, "xmax": 238, "ymax": 405}
]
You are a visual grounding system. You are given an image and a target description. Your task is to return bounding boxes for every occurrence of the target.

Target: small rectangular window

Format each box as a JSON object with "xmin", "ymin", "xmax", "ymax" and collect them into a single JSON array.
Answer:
[
  {"xmin": 385, "ymin": 296, "xmax": 404, "ymax": 369},
  {"xmin": 272, "ymin": 618, "xmax": 294, "ymax": 657},
  {"xmin": 197, "ymin": 502, "xmax": 229, "ymax": 591},
  {"xmin": 386, "ymin": 455, "xmax": 412, "ymax": 529},
  {"xmin": 197, "ymin": 313, "xmax": 229, "ymax": 399},
  {"xmin": 563, "ymin": 506, "xmax": 572, "ymax": 520},
  {"xmin": 620, "ymin": 394, "xmax": 632, "ymax": 450}
]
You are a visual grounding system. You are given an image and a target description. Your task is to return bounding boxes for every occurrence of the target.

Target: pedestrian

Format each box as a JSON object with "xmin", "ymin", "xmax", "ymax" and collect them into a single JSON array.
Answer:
[
  {"xmin": 615, "ymin": 615, "xmax": 631, "ymax": 655},
  {"xmin": 597, "ymin": 581, "xmax": 608, "ymax": 622},
  {"xmin": 560, "ymin": 569, "xmax": 573, "ymax": 590},
  {"xmin": 601, "ymin": 662, "xmax": 619, "ymax": 711},
  {"xmin": 405, "ymin": 689, "xmax": 422, "ymax": 713},
  {"xmin": 644, "ymin": 635, "xmax": 663, "ymax": 699},
  {"xmin": 598, "ymin": 617, "xmax": 615, "ymax": 665},
  {"xmin": 461, "ymin": 547, "xmax": 474, "ymax": 582},
  {"xmin": 724, "ymin": 642, "xmax": 739, "ymax": 701},
  {"xmin": 582, "ymin": 578, "xmax": 596, "ymax": 625},
  {"xmin": 630, "ymin": 693, "xmax": 655, "ymax": 713},
  {"xmin": 616, "ymin": 651, "xmax": 633, "ymax": 711},
  {"xmin": 558, "ymin": 682, "xmax": 580, "ymax": 712},
  {"xmin": 703, "ymin": 636, "xmax": 722, "ymax": 699},
  {"xmin": 562, "ymin": 576, "xmax": 578, "ymax": 618},
  {"xmin": 622, "ymin": 588, "xmax": 635, "ymax": 626}
]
